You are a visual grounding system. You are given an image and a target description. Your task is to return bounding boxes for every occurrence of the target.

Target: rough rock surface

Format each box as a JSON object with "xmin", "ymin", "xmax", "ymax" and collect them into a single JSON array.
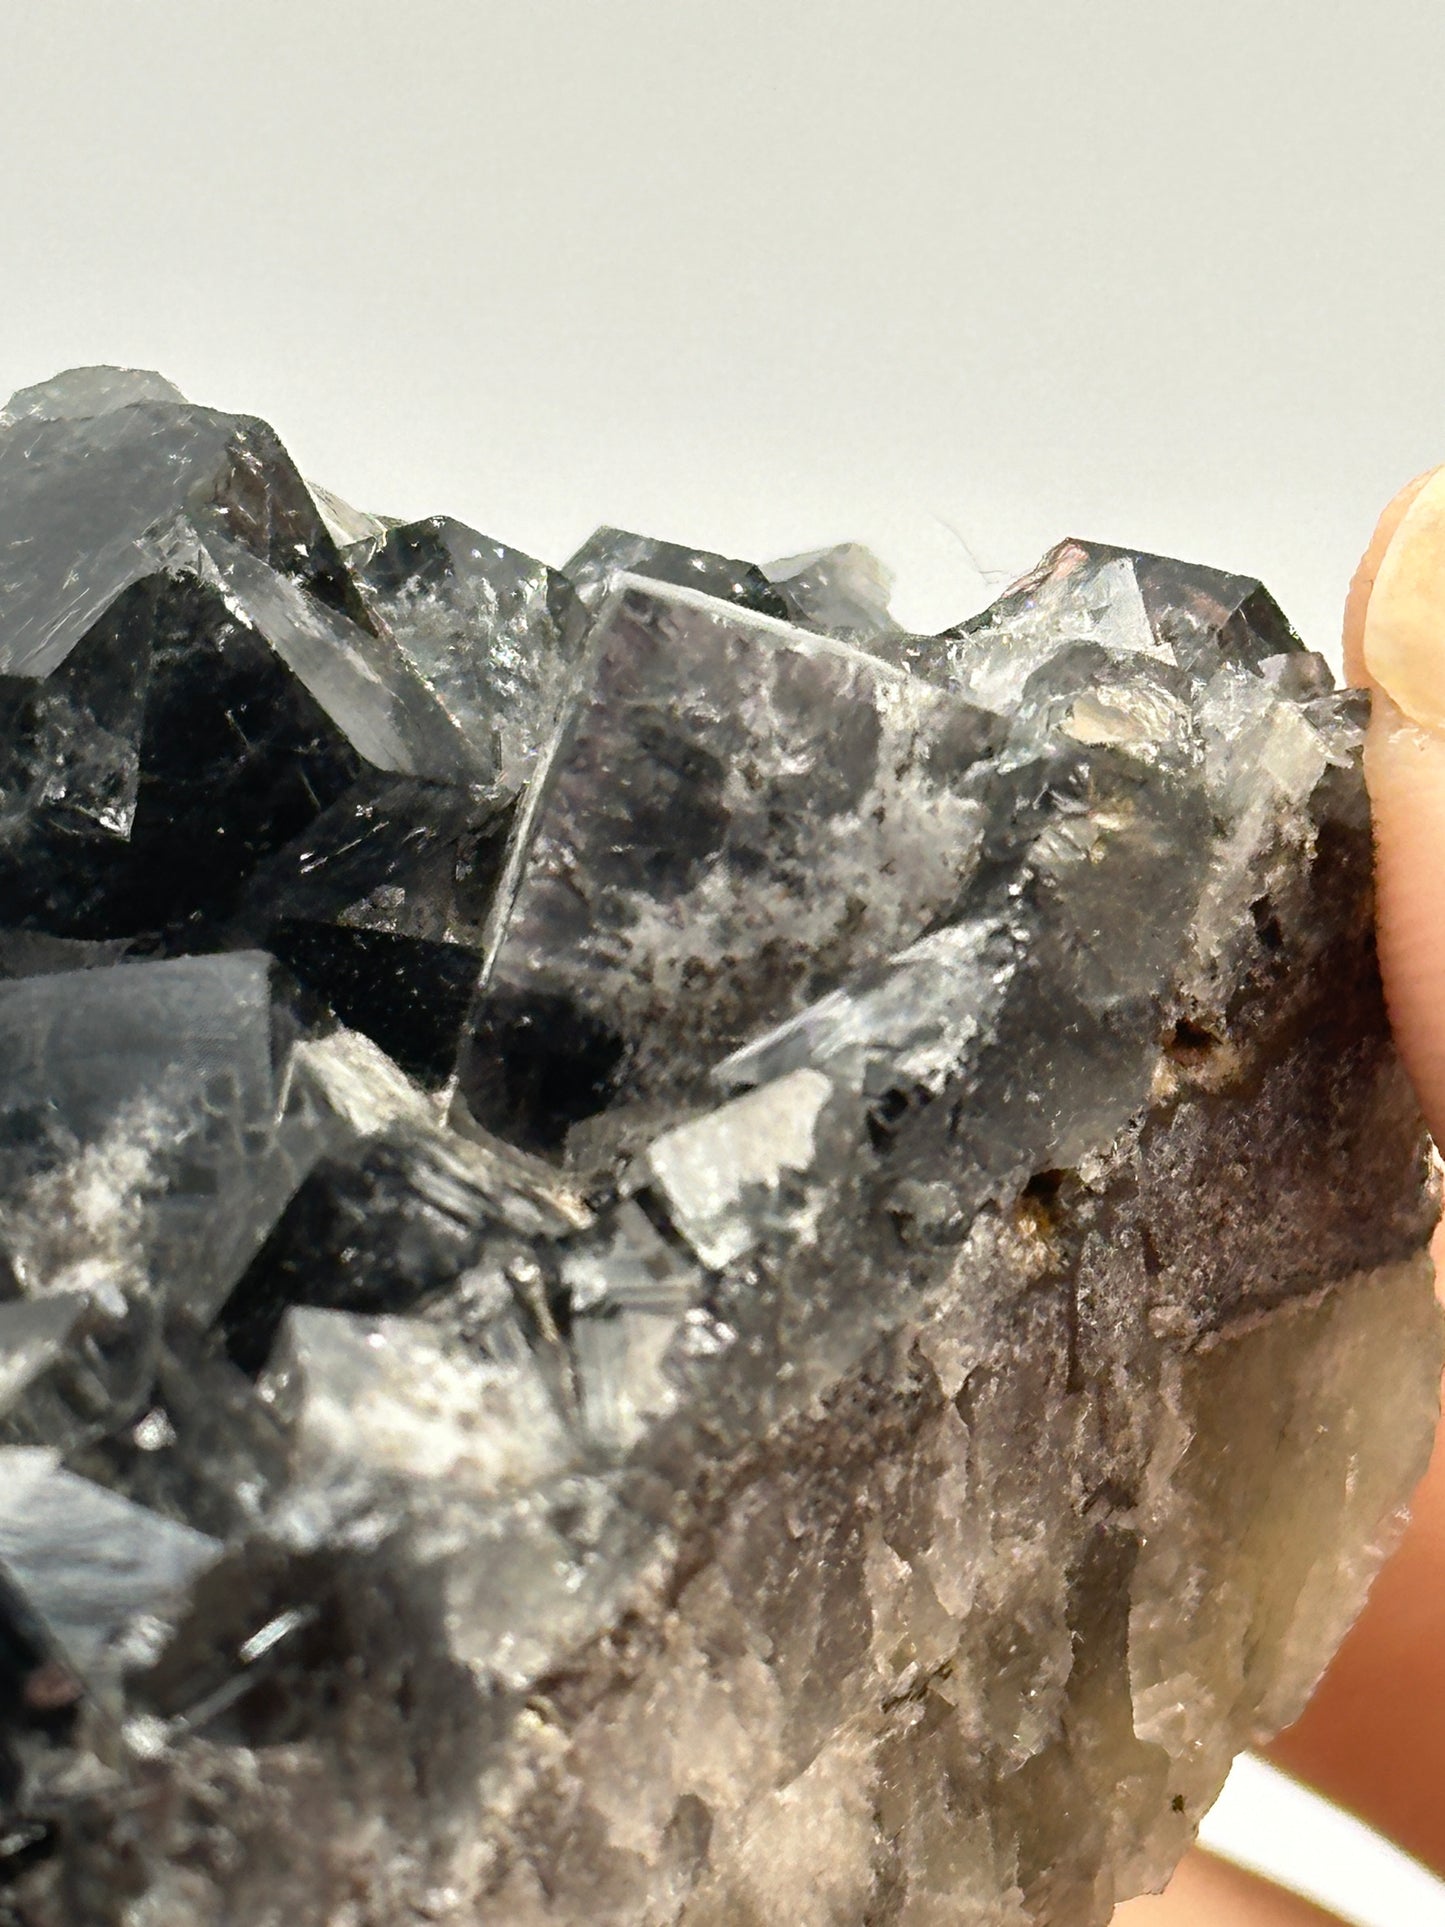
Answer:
[{"xmin": 0, "ymin": 370, "xmax": 1438, "ymax": 1927}]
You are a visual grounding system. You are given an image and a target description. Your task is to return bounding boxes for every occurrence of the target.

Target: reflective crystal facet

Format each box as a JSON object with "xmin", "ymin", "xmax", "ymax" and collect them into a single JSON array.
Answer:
[
  {"xmin": 353, "ymin": 515, "xmax": 585, "ymax": 794},
  {"xmin": 461, "ymin": 579, "xmax": 997, "ymax": 1148},
  {"xmin": 763, "ymin": 540, "xmax": 899, "ymax": 645},
  {"xmin": 0, "ymin": 376, "xmax": 503, "ymax": 1081},
  {"xmin": 0, "ymin": 371, "xmax": 1436, "ymax": 1927}
]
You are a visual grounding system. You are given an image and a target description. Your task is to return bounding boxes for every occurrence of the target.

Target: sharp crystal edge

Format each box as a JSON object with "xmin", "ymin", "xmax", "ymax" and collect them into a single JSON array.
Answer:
[{"xmin": 0, "ymin": 367, "xmax": 1437, "ymax": 1927}]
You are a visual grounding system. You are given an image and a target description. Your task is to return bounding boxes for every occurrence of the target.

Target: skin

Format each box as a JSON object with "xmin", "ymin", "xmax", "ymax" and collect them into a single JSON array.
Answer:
[
  {"xmin": 1113, "ymin": 472, "xmax": 1445, "ymax": 1925},
  {"xmin": 1117, "ymin": 1853, "xmax": 1346, "ymax": 1926}
]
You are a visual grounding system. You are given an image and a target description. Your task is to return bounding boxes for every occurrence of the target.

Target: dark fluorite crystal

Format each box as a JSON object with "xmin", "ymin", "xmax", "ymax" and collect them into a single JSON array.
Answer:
[
  {"xmin": 461, "ymin": 579, "xmax": 998, "ymax": 1148},
  {"xmin": 0, "ymin": 368, "xmax": 1437, "ymax": 1927}
]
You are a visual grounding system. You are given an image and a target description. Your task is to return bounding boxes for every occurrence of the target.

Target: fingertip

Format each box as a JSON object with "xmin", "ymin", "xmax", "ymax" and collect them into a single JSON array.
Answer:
[
  {"xmin": 1343, "ymin": 466, "xmax": 1441, "ymax": 687},
  {"xmin": 1342, "ymin": 466, "xmax": 1445, "ymax": 1137},
  {"xmin": 1360, "ymin": 469, "xmax": 1445, "ymax": 723},
  {"xmin": 1111, "ymin": 1852, "xmax": 1346, "ymax": 1924},
  {"xmin": 1366, "ymin": 704, "xmax": 1445, "ymax": 1144}
]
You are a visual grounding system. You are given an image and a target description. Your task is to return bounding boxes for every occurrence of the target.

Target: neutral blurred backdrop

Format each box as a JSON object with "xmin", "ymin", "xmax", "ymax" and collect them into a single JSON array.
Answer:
[
  {"xmin": 4, "ymin": 0, "xmax": 1444, "ymax": 662},
  {"xmin": 4, "ymin": 5, "xmax": 1445, "ymax": 1919}
]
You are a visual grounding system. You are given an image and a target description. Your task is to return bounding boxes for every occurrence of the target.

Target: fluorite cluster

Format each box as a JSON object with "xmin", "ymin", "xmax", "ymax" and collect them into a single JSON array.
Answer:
[{"xmin": 0, "ymin": 366, "xmax": 1437, "ymax": 1927}]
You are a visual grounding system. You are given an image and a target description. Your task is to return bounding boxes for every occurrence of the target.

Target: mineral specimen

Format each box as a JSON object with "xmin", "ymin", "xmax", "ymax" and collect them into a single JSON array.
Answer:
[{"xmin": 0, "ymin": 370, "xmax": 1436, "ymax": 1927}]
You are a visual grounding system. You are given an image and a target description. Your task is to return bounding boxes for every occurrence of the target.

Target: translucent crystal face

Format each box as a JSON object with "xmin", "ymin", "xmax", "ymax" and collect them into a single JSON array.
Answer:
[
  {"xmin": 461, "ymin": 580, "xmax": 996, "ymax": 1147},
  {"xmin": 0, "ymin": 370, "xmax": 1436, "ymax": 1927}
]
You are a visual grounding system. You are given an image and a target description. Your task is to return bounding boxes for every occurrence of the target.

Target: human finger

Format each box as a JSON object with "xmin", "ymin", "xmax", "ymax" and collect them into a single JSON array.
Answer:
[
  {"xmin": 1110, "ymin": 1848, "xmax": 1345, "ymax": 1925},
  {"xmin": 1262, "ymin": 479, "xmax": 1445, "ymax": 1866},
  {"xmin": 1343, "ymin": 465, "xmax": 1445, "ymax": 1139}
]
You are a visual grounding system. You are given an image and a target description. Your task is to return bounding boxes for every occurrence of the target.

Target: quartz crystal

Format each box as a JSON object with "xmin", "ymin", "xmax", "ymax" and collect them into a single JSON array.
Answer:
[{"xmin": 0, "ymin": 371, "xmax": 1437, "ymax": 1927}]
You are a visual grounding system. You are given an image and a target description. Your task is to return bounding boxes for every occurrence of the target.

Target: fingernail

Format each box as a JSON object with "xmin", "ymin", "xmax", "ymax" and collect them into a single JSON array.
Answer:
[{"xmin": 1362, "ymin": 465, "xmax": 1445, "ymax": 728}]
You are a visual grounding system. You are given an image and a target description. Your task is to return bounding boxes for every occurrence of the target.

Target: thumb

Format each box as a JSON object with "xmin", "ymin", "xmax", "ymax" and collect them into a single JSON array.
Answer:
[{"xmin": 1344, "ymin": 465, "xmax": 1445, "ymax": 1144}]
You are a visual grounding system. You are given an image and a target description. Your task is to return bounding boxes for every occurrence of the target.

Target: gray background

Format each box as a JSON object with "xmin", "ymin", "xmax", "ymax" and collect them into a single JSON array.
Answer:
[{"xmin": 4, "ymin": 0, "xmax": 1443, "ymax": 658}]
